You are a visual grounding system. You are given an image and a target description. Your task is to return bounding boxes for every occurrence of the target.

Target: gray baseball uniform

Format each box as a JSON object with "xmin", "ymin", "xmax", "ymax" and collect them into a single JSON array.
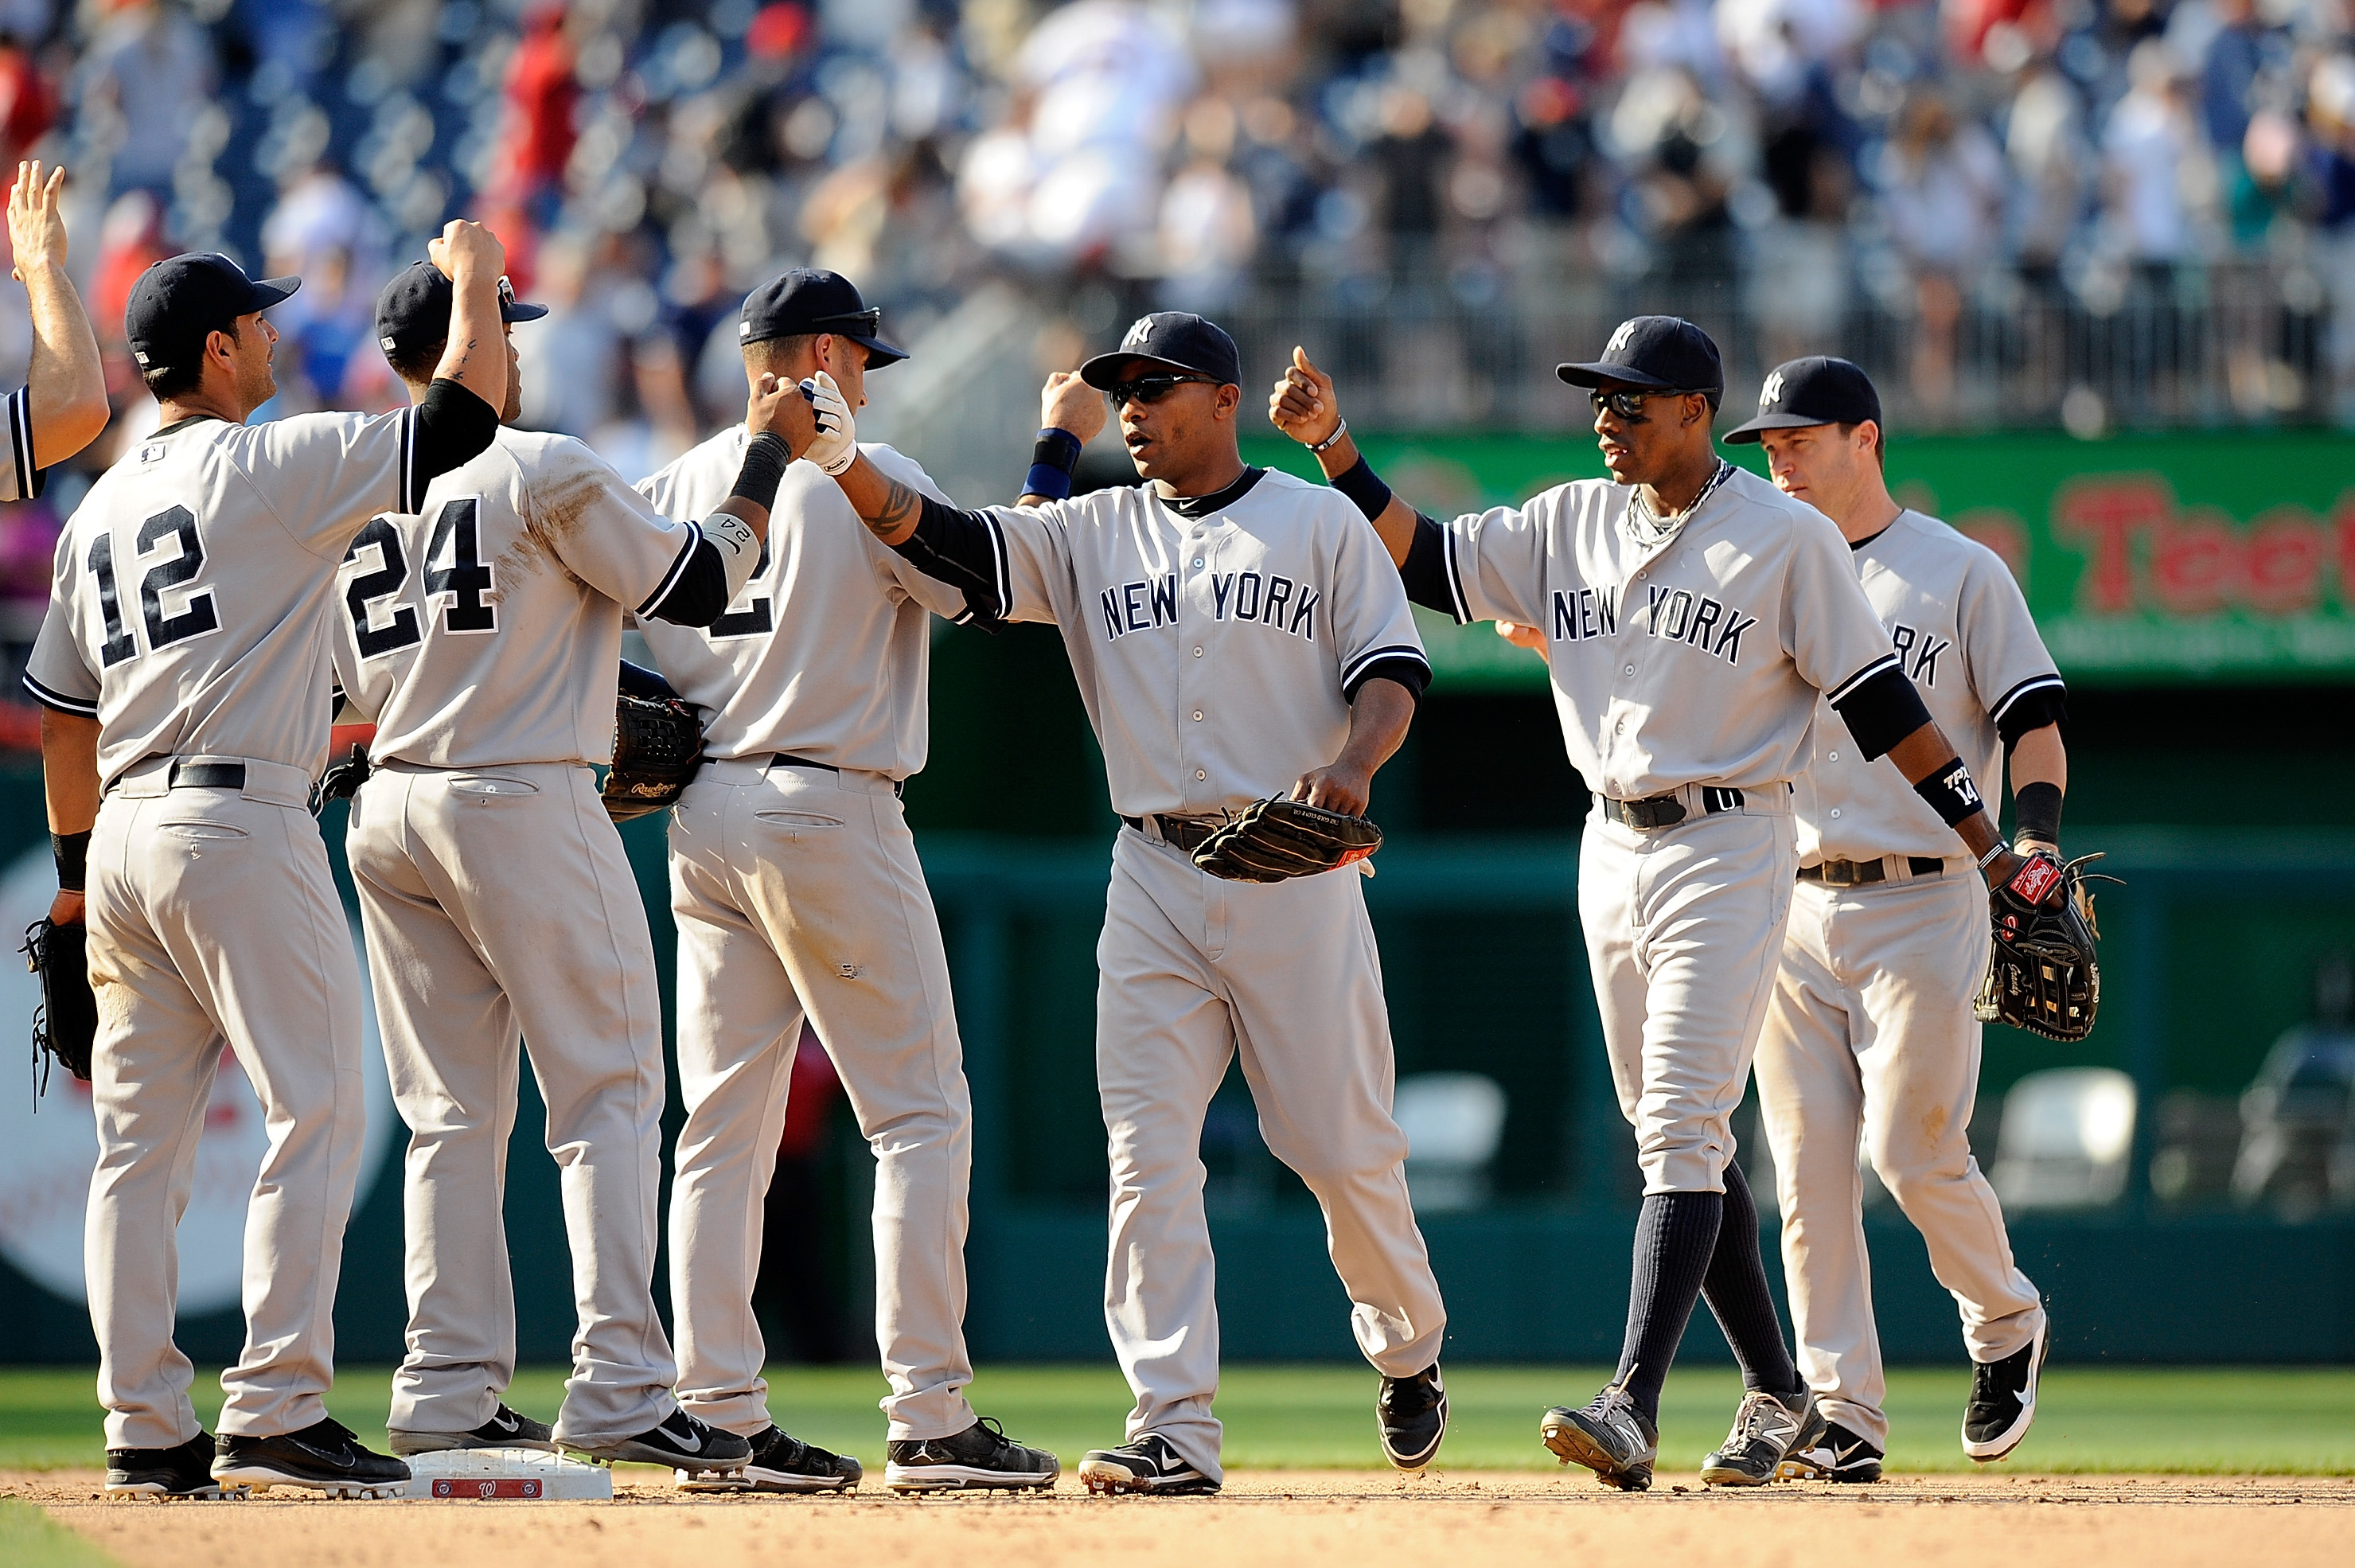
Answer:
[
  {"xmin": 1756, "ymin": 509, "xmax": 2057, "ymax": 1446},
  {"xmin": 1421, "ymin": 466, "xmax": 1909, "ymax": 1196},
  {"xmin": 23, "ymin": 403, "xmax": 440, "ymax": 1449},
  {"xmin": 330, "ymin": 428, "xmax": 757, "ymax": 1448},
  {"xmin": 636, "ymin": 432, "xmax": 982, "ymax": 1443},
  {"xmin": 893, "ymin": 466, "xmax": 1445, "ymax": 1484}
]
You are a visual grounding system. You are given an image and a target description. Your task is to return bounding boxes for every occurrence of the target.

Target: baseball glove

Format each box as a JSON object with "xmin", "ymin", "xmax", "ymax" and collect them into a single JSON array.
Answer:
[
  {"xmin": 604, "ymin": 691, "xmax": 704, "ymax": 821},
  {"xmin": 21, "ymin": 917, "xmax": 95, "ymax": 1090},
  {"xmin": 1975, "ymin": 850, "xmax": 2117, "ymax": 1043},
  {"xmin": 1191, "ymin": 797, "xmax": 1384, "ymax": 883}
]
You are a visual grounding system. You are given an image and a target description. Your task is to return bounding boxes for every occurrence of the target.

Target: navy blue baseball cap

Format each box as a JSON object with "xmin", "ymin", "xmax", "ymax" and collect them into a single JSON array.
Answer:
[
  {"xmin": 739, "ymin": 268, "xmax": 907, "ymax": 367},
  {"xmin": 1080, "ymin": 312, "xmax": 1242, "ymax": 389},
  {"xmin": 125, "ymin": 253, "xmax": 300, "ymax": 376},
  {"xmin": 375, "ymin": 259, "xmax": 547, "ymax": 361},
  {"xmin": 1722, "ymin": 356, "xmax": 1882, "ymax": 443},
  {"xmin": 1558, "ymin": 315, "xmax": 1724, "ymax": 406}
]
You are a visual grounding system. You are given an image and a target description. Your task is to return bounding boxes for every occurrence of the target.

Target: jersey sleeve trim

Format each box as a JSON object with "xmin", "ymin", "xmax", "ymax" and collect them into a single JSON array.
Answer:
[
  {"xmin": 6, "ymin": 386, "xmax": 40, "ymax": 501},
  {"xmin": 1990, "ymin": 672, "xmax": 2066, "ymax": 724},
  {"xmin": 1824, "ymin": 651, "xmax": 1901, "ymax": 706},
  {"xmin": 1993, "ymin": 673, "xmax": 2068, "ymax": 747},
  {"xmin": 635, "ymin": 528, "xmax": 704, "ymax": 616},
  {"xmin": 396, "ymin": 404, "xmax": 419, "ymax": 513},
  {"xmin": 1830, "ymin": 661, "xmax": 1933, "ymax": 761},
  {"xmin": 22, "ymin": 670, "xmax": 96, "ymax": 716},
  {"xmin": 1342, "ymin": 642, "xmax": 1431, "ymax": 692},
  {"xmin": 982, "ymin": 509, "xmax": 1012, "ymax": 616},
  {"xmin": 1441, "ymin": 524, "xmax": 1472, "ymax": 623}
]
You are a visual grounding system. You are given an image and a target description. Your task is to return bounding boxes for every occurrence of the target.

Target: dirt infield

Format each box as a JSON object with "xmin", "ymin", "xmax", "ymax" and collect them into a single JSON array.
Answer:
[{"xmin": 13, "ymin": 1469, "xmax": 2355, "ymax": 1568}]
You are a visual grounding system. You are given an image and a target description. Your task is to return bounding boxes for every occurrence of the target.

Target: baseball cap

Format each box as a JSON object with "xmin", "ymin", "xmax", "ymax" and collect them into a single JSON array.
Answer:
[
  {"xmin": 1557, "ymin": 315, "xmax": 1724, "ymax": 405},
  {"xmin": 739, "ymin": 268, "xmax": 907, "ymax": 367},
  {"xmin": 1721, "ymin": 357, "xmax": 1882, "ymax": 444},
  {"xmin": 124, "ymin": 253, "xmax": 301, "ymax": 377},
  {"xmin": 1079, "ymin": 312, "xmax": 1242, "ymax": 389},
  {"xmin": 375, "ymin": 259, "xmax": 548, "ymax": 362}
]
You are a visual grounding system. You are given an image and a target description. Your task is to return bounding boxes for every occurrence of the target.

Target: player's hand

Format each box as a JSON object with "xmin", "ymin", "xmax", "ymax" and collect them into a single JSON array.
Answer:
[
  {"xmin": 1291, "ymin": 760, "xmax": 1372, "ymax": 817},
  {"xmin": 746, "ymin": 369, "xmax": 795, "ymax": 442},
  {"xmin": 7, "ymin": 162, "xmax": 68, "ymax": 279},
  {"xmin": 1041, "ymin": 369, "xmax": 1106, "ymax": 445},
  {"xmin": 48, "ymin": 888, "xmax": 84, "ymax": 928},
  {"xmin": 428, "ymin": 218, "xmax": 505, "ymax": 284},
  {"xmin": 1495, "ymin": 620, "xmax": 1546, "ymax": 653},
  {"xmin": 1268, "ymin": 345, "xmax": 1340, "ymax": 447},
  {"xmin": 800, "ymin": 371, "xmax": 857, "ymax": 475}
]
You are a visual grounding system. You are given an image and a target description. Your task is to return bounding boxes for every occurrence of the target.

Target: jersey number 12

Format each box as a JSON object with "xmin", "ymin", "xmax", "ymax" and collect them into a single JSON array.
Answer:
[{"xmin": 88, "ymin": 505, "xmax": 220, "ymax": 667}]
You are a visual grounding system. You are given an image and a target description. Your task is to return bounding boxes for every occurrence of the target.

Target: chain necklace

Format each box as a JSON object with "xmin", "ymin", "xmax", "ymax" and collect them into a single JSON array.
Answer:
[{"xmin": 1627, "ymin": 459, "xmax": 1734, "ymax": 546}]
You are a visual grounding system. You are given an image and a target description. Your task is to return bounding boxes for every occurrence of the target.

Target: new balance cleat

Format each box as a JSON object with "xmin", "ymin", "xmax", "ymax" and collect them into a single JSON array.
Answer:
[
  {"xmin": 1700, "ymin": 1388, "xmax": 1824, "ymax": 1487},
  {"xmin": 1540, "ymin": 1380, "xmax": 1658, "ymax": 1492}
]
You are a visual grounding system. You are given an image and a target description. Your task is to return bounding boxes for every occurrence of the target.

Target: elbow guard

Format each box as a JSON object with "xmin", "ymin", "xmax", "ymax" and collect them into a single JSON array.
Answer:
[{"xmin": 702, "ymin": 509, "xmax": 762, "ymax": 603}]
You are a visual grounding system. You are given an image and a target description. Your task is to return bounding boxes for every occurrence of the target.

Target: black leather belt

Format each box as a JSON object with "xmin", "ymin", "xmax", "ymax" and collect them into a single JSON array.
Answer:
[
  {"xmin": 1800, "ymin": 856, "xmax": 1947, "ymax": 887},
  {"xmin": 762, "ymin": 753, "xmax": 902, "ymax": 798},
  {"xmin": 1597, "ymin": 786, "xmax": 1744, "ymax": 831},
  {"xmin": 1121, "ymin": 813, "xmax": 1215, "ymax": 852},
  {"xmin": 169, "ymin": 761, "xmax": 246, "ymax": 790}
]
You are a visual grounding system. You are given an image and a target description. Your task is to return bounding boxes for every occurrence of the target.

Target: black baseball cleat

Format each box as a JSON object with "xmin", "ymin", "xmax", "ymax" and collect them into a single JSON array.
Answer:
[
  {"xmin": 1700, "ymin": 1388, "xmax": 1825, "ymax": 1487},
  {"xmin": 567, "ymin": 1406, "xmax": 753, "ymax": 1473},
  {"xmin": 1963, "ymin": 1316, "xmax": 2049, "ymax": 1462},
  {"xmin": 676, "ymin": 1424, "xmax": 863, "ymax": 1493},
  {"xmin": 212, "ymin": 1418, "xmax": 410, "ymax": 1497},
  {"xmin": 1777, "ymin": 1419, "xmax": 1884, "ymax": 1483},
  {"xmin": 1377, "ymin": 1363, "xmax": 1447, "ymax": 1469},
  {"xmin": 1078, "ymin": 1433, "xmax": 1220, "ymax": 1496},
  {"xmin": 884, "ymin": 1416, "xmax": 1059, "ymax": 1492},
  {"xmin": 1540, "ymin": 1379, "xmax": 1658, "ymax": 1492},
  {"xmin": 387, "ymin": 1402, "xmax": 556, "ymax": 1457},
  {"xmin": 107, "ymin": 1432, "xmax": 242, "ymax": 1498}
]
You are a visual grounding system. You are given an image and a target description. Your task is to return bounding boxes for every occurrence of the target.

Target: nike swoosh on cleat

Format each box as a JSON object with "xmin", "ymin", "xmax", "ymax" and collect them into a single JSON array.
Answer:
[
  {"xmin": 490, "ymin": 1412, "xmax": 520, "ymax": 1433},
  {"xmin": 669, "ymin": 1423, "xmax": 704, "ymax": 1453}
]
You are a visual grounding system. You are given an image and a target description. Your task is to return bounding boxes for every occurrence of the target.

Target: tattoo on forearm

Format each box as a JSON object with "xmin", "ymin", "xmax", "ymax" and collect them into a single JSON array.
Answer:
[{"xmin": 870, "ymin": 476, "xmax": 921, "ymax": 539}]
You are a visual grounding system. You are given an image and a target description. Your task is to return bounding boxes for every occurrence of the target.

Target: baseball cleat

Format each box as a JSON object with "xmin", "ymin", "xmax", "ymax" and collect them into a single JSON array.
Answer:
[
  {"xmin": 107, "ymin": 1432, "xmax": 244, "ymax": 1498},
  {"xmin": 1078, "ymin": 1433, "xmax": 1220, "ymax": 1496},
  {"xmin": 1540, "ymin": 1379, "xmax": 1658, "ymax": 1492},
  {"xmin": 1963, "ymin": 1315, "xmax": 2049, "ymax": 1462},
  {"xmin": 676, "ymin": 1425, "xmax": 862, "ymax": 1493},
  {"xmin": 567, "ymin": 1407, "xmax": 753, "ymax": 1472},
  {"xmin": 211, "ymin": 1418, "xmax": 411, "ymax": 1497},
  {"xmin": 1776, "ymin": 1419, "xmax": 1884, "ymax": 1483},
  {"xmin": 388, "ymin": 1402, "xmax": 556, "ymax": 1457},
  {"xmin": 884, "ymin": 1415, "xmax": 1059, "ymax": 1492},
  {"xmin": 1699, "ymin": 1388, "xmax": 1824, "ymax": 1487},
  {"xmin": 1376, "ymin": 1363, "xmax": 1447, "ymax": 1469}
]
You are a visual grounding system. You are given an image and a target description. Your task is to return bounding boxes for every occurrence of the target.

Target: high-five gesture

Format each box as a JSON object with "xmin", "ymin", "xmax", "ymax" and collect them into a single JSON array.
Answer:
[
  {"xmin": 6, "ymin": 160, "xmax": 107, "ymax": 468},
  {"xmin": 8, "ymin": 160, "xmax": 69, "ymax": 280}
]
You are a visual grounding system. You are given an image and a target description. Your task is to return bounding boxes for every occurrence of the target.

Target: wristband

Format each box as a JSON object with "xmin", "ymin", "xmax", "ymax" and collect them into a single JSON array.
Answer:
[
  {"xmin": 2014, "ymin": 780, "xmax": 2063, "ymax": 844},
  {"xmin": 53, "ymin": 830, "xmax": 89, "ymax": 893},
  {"xmin": 1329, "ymin": 454, "xmax": 1394, "ymax": 522},
  {"xmin": 729, "ymin": 432, "xmax": 792, "ymax": 511},
  {"xmin": 1910, "ymin": 755, "xmax": 1984, "ymax": 828},
  {"xmin": 1023, "ymin": 427, "xmax": 1082, "ymax": 501},
  {"xmin": 1976, "ymin": 841, "xmax": 2010, "ymax": 871},
  {"xmin": 1308, "ymin": 415, "xmax": 1350, "ymax": 454}
]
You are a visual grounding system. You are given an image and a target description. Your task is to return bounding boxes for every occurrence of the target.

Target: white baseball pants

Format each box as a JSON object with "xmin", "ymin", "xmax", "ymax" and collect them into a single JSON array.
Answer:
[
  {"xmin": 1756, "ymin": 871, "xmax": 2045, "ymax": 1446},
  {"xmin": 666, "ymin": 759, "xmax": 977, "ymax": 1442},
  {"xmin": 1097, "ymin": 826, "xmax": 1447, "ymax": 1484},
  {"xmin": 83, "ymin": 757, "xmax": 367, "ymax": 1448},
  {"xmin": 349, "ymin": 761, "xmax": 677, "ymax": 1447}
]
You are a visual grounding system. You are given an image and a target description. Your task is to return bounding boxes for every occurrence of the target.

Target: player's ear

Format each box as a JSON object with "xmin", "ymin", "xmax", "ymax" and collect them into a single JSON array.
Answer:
[{"xmin": 1213, "ymin": 382, "xmax": 1241, "ymax": 420}]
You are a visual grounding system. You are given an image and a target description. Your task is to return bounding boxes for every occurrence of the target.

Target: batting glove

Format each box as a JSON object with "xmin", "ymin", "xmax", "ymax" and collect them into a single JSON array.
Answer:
[{"xmin": 800, "ymin": 372, "xmax": 857, "ymax": 475}]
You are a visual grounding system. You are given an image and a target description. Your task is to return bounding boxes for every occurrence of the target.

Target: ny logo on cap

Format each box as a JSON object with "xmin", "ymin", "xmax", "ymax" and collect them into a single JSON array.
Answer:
[
  {"xmin": 1760, "ymin": 369, "xmax": 1785, "ymax": 408},
  {"xmin": 1123, "ymin": 318, "xmax": 1153, "ymax": 350},
  {"xmin": 1604, "ymin": 322, "xmax": 1637, "ymax": 359}
]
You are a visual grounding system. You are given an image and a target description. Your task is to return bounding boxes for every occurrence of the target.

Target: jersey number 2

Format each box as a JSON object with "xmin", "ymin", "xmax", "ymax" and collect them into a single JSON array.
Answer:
[
  {"xmin": 342, "ymin": 497, "xmax": 497, "ymax": 656},
  {"xmin": 88, "ymin": 505, "xmax": 220, "ymax": 667},
  {"xmin": 708, "ymin": 537, "xmax": 772, "ymax": 639}
]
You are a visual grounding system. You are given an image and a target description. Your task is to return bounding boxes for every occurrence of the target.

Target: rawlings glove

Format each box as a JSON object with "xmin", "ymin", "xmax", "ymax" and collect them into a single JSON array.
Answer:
[
  {"xmin": 1192, "ymin": 797, "xmax": 1384, "ymax": 883},
  {"xmin": 798, "ymin": 372, "xmax": 857, "ymax": 476},
  {"xmin": 22, "ymin": 916, "xmax": 95, "ymax": 1090},
  {"xmin": 1975, "ymin": 849, "xmax": 2116, "ymax": 1042},
  {"xmin": 603, "ymin": 686, "xmax": 704, "ymax": 821}
]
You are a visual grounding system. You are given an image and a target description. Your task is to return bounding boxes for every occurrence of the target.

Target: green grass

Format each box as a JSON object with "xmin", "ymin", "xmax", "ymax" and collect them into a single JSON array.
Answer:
[
  {"xmin": 0, "ymin": 1497, "xmax": 120, "ymax": 1567},
  {"xmin": 3, "ymin": 1364, "xmax": 2352, "ymax": 1475}
]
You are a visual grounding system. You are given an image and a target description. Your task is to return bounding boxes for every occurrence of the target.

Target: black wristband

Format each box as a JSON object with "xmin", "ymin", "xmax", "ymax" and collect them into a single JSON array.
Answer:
[
  {"xmin": 2014, "ymin": 780, "xmax": 2063, "ymax": 843},
  {"xmin": 53, "ymin": 829, "xmax": 89, "ymax": 893},
  {"xmin": 729, "ymin": 432, "xmax": 792, "ymax": 511},
  {"xmin": 1024, "ymin": 427, "xmax": 1082, "ymax": 501},
  {"xmin": 1329, "ymin": 454, "xmax": 1394, "ymax": 521},
  {"xmin": 1911, "ymin": 755, "xmax": 1987, "ymax": 828}
]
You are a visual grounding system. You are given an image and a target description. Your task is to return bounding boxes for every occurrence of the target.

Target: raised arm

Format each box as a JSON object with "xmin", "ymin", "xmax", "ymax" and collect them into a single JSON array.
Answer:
[
  {"xmin": 1268, "ymin": 346, "xmax": 1418, "ymax": 566},
  {"xmin": 7, "ymin": 162, "xmax": 107, "ymax": 471},
  {"xmin": 422, "ymin": 219, "xmax": 509, "ymax": 418}
]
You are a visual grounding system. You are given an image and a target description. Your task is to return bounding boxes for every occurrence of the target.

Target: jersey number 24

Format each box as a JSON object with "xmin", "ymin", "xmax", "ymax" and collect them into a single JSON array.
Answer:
[{"xmin": 344, "ymin": 498, "xmax": 497, "ymax": 657}]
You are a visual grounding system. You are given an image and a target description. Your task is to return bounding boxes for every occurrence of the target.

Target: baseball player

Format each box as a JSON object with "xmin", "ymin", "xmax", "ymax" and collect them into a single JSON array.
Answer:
[
  {"xmin": 27, "ymin": 228, "xmax": 510, "ymax": 1498},
  {"xmin": 777, "ymin": 311, "xmax": 1450, "ymax": 1496},
  {"xmin": 635, "ymin": 270, "xmax": 1045, "ymax": 1494},
  {"xmin": 326, "ymin": 261, "xmax": 792, "ymax": 1478},
  {"xmin": 1270, "ymin": 318, "xmax": 2065, "ymax": 1490},
  {"xmin": 1724, "ymin": 358, "xmax": 2059, "ymax": 1477}
]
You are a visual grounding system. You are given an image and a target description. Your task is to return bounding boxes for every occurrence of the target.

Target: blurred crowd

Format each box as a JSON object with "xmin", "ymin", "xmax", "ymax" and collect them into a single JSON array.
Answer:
[{"xmin": 0, "ymin": 0, "xmax": 2352, "ymax": 665}]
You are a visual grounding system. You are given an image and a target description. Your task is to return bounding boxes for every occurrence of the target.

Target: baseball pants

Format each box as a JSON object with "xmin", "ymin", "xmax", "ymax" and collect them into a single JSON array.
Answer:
[
  {"xmin": 83, "ymin": 756, "xmax": 368, "ymax": 1449},
  {"xmin": 667, "ymin": 759, "xmax": 977, "ymax": 1442},
  {"xmin": 349, "ymin": 760, "xmax": 676, "ymax": 1446},
  {"xmin": 1580, "ymin": 799, "xmax": 1799, "ymax": 1195},
  {"xmin": 1755, "ymin": 871, "xmax": 2045, "ymax": 1447},
  {"xmin": 1098, "ymin": 825, "xmax": 1447, "ymax": 1484}
]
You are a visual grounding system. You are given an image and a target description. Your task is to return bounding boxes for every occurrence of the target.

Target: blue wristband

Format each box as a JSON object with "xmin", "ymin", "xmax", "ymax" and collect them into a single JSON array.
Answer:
[{"xmin": 1024, "ymin": 427, "xmax": 1082, "ymax": 501}]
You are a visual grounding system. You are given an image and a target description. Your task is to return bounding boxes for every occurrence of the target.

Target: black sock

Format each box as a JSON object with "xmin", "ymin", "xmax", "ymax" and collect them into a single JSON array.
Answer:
[
  {"xmin": 1702, "ymin": 1160, "xmax": 1802, "ymax": 1398},
  {"xmin": 1612, "ymin": 1189, "xmax": 1722, "ymax": 1426}
]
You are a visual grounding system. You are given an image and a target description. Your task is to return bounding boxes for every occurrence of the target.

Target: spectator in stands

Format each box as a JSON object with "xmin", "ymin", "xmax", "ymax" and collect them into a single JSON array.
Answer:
[
  {"xmin": 1877, "ymin": 84, "xmax": 2006, "ymax": 411},
  {"xmin": 69, "ymin": 0, "xmax": 214, "ymax": 201}
]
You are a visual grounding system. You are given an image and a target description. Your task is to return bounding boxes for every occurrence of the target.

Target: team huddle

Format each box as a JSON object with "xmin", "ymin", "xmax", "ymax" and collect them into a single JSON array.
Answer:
[{"xmin": 9, "ymin": 150, "xmax": 2101, "ymax": 1500}]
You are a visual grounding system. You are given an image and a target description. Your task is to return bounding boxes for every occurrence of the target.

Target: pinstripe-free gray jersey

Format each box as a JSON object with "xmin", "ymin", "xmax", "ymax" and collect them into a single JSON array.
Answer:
[
  {"xmin": 330, "ymin": 428, "xmax": 711, "ymax": 768},
  {"xmin": 1795, "ymin": 509, "xmax": 2064, "ymax": 864},
  {"xmin": 25, "ymin": 406, "xmax": 425, "ymax": 786},
  {"xmin": 634, "ymin": 431, "xmax": 969, "ymax": 777}
]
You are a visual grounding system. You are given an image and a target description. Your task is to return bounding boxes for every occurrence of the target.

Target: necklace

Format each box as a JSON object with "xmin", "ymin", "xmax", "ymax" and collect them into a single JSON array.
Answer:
[{"xmin": 1628, "ymin": 460, "xmax": 1734, "ymax": 544}]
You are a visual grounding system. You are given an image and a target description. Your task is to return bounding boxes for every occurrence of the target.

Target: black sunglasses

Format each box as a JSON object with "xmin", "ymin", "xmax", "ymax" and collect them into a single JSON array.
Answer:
[
  {"xmin": 809, "ymin": 306, "xmax": 883, "ymax": 337},
  {"xmin": 1105, "ymin": 373, "xmax": 1216, "ymax": 408},
  {"xmin": 1590, "ymin": 387, "xmax": 1706, "ymax": 420}
]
